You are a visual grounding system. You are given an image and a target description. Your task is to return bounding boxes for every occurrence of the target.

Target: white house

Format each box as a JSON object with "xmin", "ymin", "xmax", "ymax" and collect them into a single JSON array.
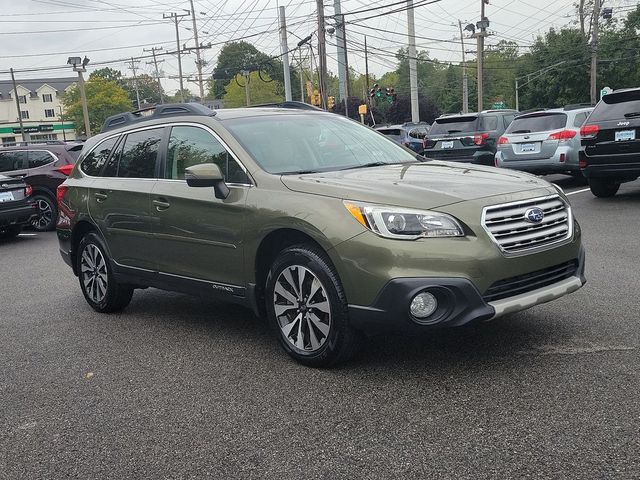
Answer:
[{"xmin": 0, "ymin": 77, "xmax": 77, "ymax": 145}]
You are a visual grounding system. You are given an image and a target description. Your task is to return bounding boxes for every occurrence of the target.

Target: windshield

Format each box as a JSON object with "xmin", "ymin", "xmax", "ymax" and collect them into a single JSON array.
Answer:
[
  {"xmin": 506, "ymin": 113, "xmax": 567, "ymax": 134},
  {"xmin": 223, "ymin": 114, "xmax": 417, "ymax": 174}
]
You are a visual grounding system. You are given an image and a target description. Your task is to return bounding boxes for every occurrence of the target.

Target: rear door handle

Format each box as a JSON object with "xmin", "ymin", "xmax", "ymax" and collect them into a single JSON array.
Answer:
[
  {"xmin": 153, "ymin": 198, "xmax": 171, "ymax": 210},
  {"xmin": 94, "ymin": 192, "xmax": 108, "ymax": 202}
]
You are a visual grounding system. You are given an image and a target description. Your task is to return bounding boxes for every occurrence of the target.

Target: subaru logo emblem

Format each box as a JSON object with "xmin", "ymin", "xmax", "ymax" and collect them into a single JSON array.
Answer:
[{"xmin": 525, "ymin": 207, "xmax": 544, "ymax": 224}]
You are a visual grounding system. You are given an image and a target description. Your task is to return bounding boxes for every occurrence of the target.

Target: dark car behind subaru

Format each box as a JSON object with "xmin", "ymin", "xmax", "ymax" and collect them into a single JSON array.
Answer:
[
  {"xmin": 0, "ymin": 142, "xmax": 82, "ymax": 230},
  {"xmin": 423, "ymin": 110, "xmax": 517, "ymax": 165},
  {"xmin": 580, "ymin": 88, "xmax": 640, "ymax": 197},
  {"xmin": 0, "ymin": 174, "xmax": 37, "ymax": 239}
]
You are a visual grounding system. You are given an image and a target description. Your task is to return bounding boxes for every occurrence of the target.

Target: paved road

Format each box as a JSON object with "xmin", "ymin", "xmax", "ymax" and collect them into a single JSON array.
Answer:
[{"xmin": 1, "ymin": 177, "xmax": 639, "ymax": 479}]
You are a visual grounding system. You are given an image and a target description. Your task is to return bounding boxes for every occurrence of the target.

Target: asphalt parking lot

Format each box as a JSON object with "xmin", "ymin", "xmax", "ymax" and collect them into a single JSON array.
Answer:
[{"xmin": 1, "ymin": 176, "xmax": 639, "ymax": 479}]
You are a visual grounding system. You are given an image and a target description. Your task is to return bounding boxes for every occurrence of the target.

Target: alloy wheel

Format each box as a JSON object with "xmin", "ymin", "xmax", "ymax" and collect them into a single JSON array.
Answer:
[
  {"xmin": 80, "ymin": 244, "xmax": 108, "ymax": 304},
  {"xmin": 32, "ymin": 198, "xmax": 53, "ymax": 230},
  {"xmin": 273, "ymin": 265, "xmax": 332, "ymax": 353}
]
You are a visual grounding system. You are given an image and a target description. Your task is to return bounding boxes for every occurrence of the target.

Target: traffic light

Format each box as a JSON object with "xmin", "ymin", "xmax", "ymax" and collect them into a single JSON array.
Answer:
[
  {"xmin": 369, "ymin": 83, "xmax": 382, "ymax": 99},
  {"xmin": 327, "ymin": 96, "xmax": 335, "ymax": 109},
  {"xmin": 386, "ymin": 87, "xmax": 397, "ymax": 103}
]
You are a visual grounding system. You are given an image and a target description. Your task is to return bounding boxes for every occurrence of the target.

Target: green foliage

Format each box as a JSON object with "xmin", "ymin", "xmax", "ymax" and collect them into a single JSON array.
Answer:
[
  {"xmin": 222, "ymin": 71, "xmax": 282, "ymax": 107},
  {"xmin": 62, "ymin": 77, "xmax": 131, "ymax": 136}
]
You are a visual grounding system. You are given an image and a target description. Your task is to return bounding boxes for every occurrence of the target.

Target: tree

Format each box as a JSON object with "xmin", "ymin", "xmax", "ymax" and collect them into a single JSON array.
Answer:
[
  {"xmin": 222, "ymin": 71, "xmax": 282, "ymax": 107},
  {"xmin": 209, "ymin": 41, "xmax": 273, "ymax": 99},
  {"xmin": 62, "ymin": 77, "xmax": 131, "ymax": 136},
  {"xmin": 123, "ymin": 74, "xmax": 164, "ymax": 106},
  {"xmin": 90, "ymin": 67, "xmax": 124, "ymax": 84}
]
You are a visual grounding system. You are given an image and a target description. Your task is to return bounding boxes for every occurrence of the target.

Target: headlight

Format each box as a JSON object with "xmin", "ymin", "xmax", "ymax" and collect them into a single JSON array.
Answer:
[{"xmin": 343, "ymin": 201, "xmax": 464, "ymax": 240}]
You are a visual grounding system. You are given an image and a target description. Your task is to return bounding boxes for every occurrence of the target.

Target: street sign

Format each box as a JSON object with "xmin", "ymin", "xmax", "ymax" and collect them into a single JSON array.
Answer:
[
  {"xmin": 600, "ymin": 86, "xmax": 613, "ymax": 99},
  {"xmin": 491, "ymin": 101, "xmax": 507, "ymax": 109},
  {"xmin": 358, "ymin": 104, "xmax": 367, "ymax": 115}
]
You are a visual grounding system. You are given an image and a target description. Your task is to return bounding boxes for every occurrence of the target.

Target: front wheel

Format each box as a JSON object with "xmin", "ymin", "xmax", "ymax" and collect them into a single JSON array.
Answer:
[
  {"xmin": 77, "ymin": 232, "xmax": 133, "ymax": 313},
  {"xmin": 588, "ymin": 178, "xmax": 620, "ymax": 198},
  {"xmin": 265, "ymin": 245, "xmax": 360, "ymax": 367}
]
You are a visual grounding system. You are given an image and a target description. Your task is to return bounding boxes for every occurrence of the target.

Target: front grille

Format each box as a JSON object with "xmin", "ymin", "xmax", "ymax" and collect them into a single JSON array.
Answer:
[
  {"xmin": 482, "ymin": 195, "xmax": 572, "ymax": 254},
  {"xmin": 483, "ymin": 260, "xmax": 578, "ymax": 302}
]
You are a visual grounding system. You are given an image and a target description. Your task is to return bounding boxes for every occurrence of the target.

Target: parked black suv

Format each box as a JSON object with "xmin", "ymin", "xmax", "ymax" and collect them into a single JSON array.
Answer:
[
  {"xmin": 0, "ymin": 174, "xmax": 37, "ymax": 239},
  {"xmin": 0, "ymin": 142, "xmax": 82, "ymax": 230},
  {"xmin": 423, "ymin": 110, "xmax": 518, "ymax": 165},
  {"xmin": 580, "ymin": 88, "xmax": 640, "ymax": 197}
]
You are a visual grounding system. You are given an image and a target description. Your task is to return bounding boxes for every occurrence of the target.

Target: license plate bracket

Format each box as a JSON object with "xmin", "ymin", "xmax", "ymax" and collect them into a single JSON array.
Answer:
[
  {"xmin": 0, "ymin": 191, "xmax": 15, "ymax": 203},
  {"xmin": 615, "ymin": 129, "xmax": 635, "ymax": 142},
  {"xmin": 521, "ymin": 143, "xmax": 536, "ymax": 152}
]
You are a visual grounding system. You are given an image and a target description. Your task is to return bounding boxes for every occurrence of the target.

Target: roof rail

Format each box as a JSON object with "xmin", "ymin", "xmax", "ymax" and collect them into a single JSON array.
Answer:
[
  {"xmin": 101, "ymin": 102, "xmax": 216, "ymax": 133},
  {"xmin": 563, "ymin": 103, "xmax": 593, "ymax": 111},
  {"xmin": 246, "ymin": 101, "xmax": 324, "ymax": 111},
  {"xmin": 0, "ymin": 140, "xmax": 67, "ymax": 147}
]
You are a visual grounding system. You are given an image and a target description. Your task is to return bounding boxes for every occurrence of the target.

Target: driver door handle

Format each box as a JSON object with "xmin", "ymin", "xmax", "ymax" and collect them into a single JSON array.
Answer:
[{"xmin": 153, "ymin": 198, "xmax": 171, "ymax": 210}]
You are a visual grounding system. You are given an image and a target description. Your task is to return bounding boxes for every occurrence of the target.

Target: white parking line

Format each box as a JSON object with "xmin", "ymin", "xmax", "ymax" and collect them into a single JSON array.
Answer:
[{"xmin": 566, "ymin": 188, "xmax": 591, "ymax": 196}]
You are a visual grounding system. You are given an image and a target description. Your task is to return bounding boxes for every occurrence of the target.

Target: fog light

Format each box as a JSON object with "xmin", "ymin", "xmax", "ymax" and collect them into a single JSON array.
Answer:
[{"xmin": 410, "ymin": 292, "xmax": 437, "ymax": 318}]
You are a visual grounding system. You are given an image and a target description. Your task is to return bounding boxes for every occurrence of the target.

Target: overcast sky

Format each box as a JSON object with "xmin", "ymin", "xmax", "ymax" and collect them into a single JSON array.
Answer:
[{"xmin": 0, "ymin": 0, "xmax": 633, "ymax": 95}]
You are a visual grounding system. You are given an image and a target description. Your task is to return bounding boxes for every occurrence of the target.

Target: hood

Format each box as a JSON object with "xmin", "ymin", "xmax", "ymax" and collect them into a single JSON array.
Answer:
[{"xmin": 280, "ymin": 161, "xmax": 554, "ymax": 209}]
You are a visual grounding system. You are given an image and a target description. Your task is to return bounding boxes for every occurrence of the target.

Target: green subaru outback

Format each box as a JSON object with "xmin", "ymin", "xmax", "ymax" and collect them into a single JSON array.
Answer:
[{"xmin": 57, "ymin": 103, "xmax": 585, "ymax": 366}]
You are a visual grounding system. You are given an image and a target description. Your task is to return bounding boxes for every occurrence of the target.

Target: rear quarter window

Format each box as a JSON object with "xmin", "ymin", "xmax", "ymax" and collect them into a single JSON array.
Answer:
[
  {"xmin": 28, "ymin": 151, "xmax": 55, "ymax": 168},
  {"xmin": 0, "ymin": 151, "xmax": 27, "ymax": 172},
  {"xmin": 573, "ymin": 112, "xmax": 589, "ymax": 128},
  {"xmin": 80, "ymin": 137, "xmax": 119, "ymax": 176}
]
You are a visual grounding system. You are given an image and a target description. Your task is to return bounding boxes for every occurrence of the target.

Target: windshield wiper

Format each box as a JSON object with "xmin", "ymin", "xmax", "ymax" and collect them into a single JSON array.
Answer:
[
  {"xmin": 280, "ymin": 169, "xmax": 320, "ymax": 175},
  {"xmin": 624, "ymin": 111, "xmax": 640, "ymax": 118},
  {"xmin": 339, "ymin": 161, "xmax": 396, "ymax": 171}
]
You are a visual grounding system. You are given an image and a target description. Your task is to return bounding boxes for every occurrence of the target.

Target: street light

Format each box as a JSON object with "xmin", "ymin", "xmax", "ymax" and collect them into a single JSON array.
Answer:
[{"xmin": 68, "ymin": 56, "xmax": 91, "ymax": 138}]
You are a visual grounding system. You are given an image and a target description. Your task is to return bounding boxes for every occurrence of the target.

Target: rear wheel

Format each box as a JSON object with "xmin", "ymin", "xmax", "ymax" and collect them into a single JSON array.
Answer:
[
  {"xmin": 588, "ymin": 178, "xmax": 620, "ymax": 198},
  {"xmin": 77, "ymin": 232, "xmax": 133, "ymax": 313},
  {"xmin": 265, "ymin": 244, "xmax": 360, "ymax": 367},
  {"xmin": 31, "ymin": 194, "xmax": 57, "ymax": 231}
]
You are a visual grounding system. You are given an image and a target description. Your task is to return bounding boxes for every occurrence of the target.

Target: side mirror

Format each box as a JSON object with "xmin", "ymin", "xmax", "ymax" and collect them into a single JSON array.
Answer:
[{"xmin": 185, "ymin": 163, "xmax": 229, "ymax": 199}]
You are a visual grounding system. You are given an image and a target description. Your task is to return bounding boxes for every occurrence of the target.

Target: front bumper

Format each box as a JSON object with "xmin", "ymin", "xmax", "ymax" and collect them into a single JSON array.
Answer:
[
  {"xmin": 348, "ymin": 247, "xmax": 586, "ymax": 334},
  {"xmin": 424, "ymin": 150, "xmax": 495, "ymax": 166}
]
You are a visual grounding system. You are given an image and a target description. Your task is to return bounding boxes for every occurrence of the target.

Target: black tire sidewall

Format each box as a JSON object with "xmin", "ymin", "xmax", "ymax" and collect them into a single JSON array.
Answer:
[
  {"xmin": 589, "ymin": 178, "xmax": 619, "ymax": 197},
  {"xmin": 32, "ymin": 194, "xmax": 57, "ymax": 231},
  {"xmin": 265, "ymin": 246, "xmax": 351, "ymax": 366}
]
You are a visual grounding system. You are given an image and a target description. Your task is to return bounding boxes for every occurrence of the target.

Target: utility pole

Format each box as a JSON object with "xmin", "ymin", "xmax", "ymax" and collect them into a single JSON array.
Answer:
[
  {"xmin": 590, "ymin": 0, "xmax": 600, "ymax": 105},
  {"xmin": 407, "ymin": 0, "xmax": 419, "ymax": 123},
  {"xmin": 476, "ymin": 0, "xmax": 488, "ymax": 111},
  {"xmin": 364, "ymin": 35, "xmax": 370, "ymax": 95},
  {"xmin": 279, "ymin": 6, "xmax": 293, "ymax": 101},
  {"xmin": 126, "ymin": 57, "xmax": 142, "ymax": 109},
  {"xmin": 144, "ymin": 46, "xmax": 165, "ymax": 103},
  {"xmin": 334, "ymin": 0, "xmax": 347, "ymax": 104},
  {"xmin": 316, "ymin": 0, "xmax": 328, "ymax": 109},
  {"xmin": 458, "ymin": 20, "xmax": 469, "ymax": 114},
  {"xmin": 77, "ymin": 69, "xmax": 91, "ymax": 137},
  {"xmin": 164, "ymin": 11, "xmax": 190, "ymax": 102},
  {"xmin": 240, "ymin": 70, "xmax": 251, "ymax": 106},
  {"xmin": 9, "ymin": 68, "xmax": 27, "ymax": 143},
  {"xmin": 57, "ymin": 105, "xmax": 67, "ymax": 142},
  {"xmin": 298, "ymin": 49, "xmax": 306, "ymax": 102},
  {"xmin": 188, "ymin": 0, "xmax": 206, "ymax": 100}
]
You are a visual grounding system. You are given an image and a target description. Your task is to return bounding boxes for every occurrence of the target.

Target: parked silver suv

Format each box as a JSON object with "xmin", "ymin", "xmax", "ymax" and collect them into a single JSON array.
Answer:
[{"xmin": 495, "ymin": 106, "xmax": 592, "ymax": 175}]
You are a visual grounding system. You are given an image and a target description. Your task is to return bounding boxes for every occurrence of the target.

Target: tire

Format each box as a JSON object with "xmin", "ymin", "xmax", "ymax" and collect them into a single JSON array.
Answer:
[
  {"xmin": 588, "ymin": 178, "xmax": 620, "ymax": 198},
  {"xmin": 265, "ymin": 244, "xmax": 360, "ymax": 367},
  {"xmin": 77, "ymin": 232, "xmax": 133, "ymax": 313},
  {"xmin": 0, "ymin": 225, "xmax": 22, "ymax": 239},
  {"xmin": 31, "ymin": 194, "xmax": 57, "ymax": 231}
]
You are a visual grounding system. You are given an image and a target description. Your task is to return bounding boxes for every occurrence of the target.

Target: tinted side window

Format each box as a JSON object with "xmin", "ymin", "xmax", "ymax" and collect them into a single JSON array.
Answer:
[
  {"xmin": 503, "ymin": 114, "xmax": 516, "ymax": 129},
  {"xmin": 0, "ymin": 151, "xmax": 28, "ymax": 172},
  {"xmin": 166, "ymin": 126, "xmax": 249, "ymax": 184},
  {"xmin": 81, "ymin": 137, "xmax": 119, "ymax": 176},
  {"xmin": 573, "ymin": 112, "xmax": 589, "ymax": 128},
  {"xmin": 117, "ymin": 129, "xmax": 163, "ymax": 179},
  {"xmin": 481, "ymin": 116, "xmax": 499, "ymax": 131},
  {"xmin": 28, "ymin": 151, "xmax": 55, "ymax": 168}
]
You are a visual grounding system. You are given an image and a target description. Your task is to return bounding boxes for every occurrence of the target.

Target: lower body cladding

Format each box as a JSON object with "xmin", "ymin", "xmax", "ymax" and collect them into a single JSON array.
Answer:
[{"xmin": 348, "ymin": 248, "xmax": 586, "ymax": 334}]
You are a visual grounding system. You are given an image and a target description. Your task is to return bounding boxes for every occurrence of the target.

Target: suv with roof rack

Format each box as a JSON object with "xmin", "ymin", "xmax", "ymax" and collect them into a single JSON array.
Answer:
[
  {"xmin": 423, "ymin": 109, "xmax": 518, "ymax": 165},
  {"xmin": 495, "ymin": 106, "xmax": 592, "ymax": 175},
  {"xmin": 57, "ymin": 102, "xmax": 585, "ymax": 367},
  {"xmin": 0, "ymin": 142, "xmax": 83, "ymax": 230},
  {"xmin": 580, "ymin": 88, "xmax": 640, "ymax": 197}
]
